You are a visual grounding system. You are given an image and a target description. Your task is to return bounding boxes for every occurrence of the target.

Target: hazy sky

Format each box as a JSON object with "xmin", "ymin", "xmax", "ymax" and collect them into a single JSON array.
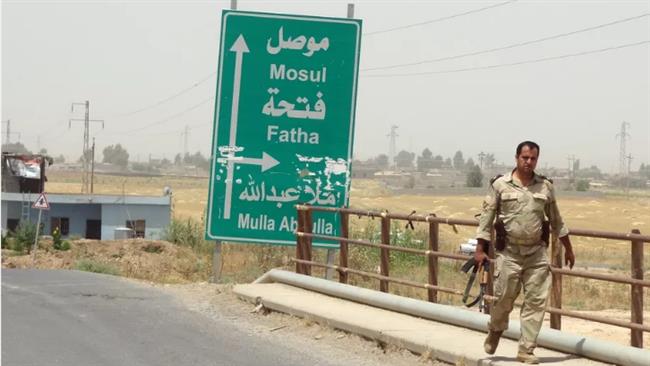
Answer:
[{"xmin": 2, "ymin": 0, "xmax": 649, "ymax": 173}]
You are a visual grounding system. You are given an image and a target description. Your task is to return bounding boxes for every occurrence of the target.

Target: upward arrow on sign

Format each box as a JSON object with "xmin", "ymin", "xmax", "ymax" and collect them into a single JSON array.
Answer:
[
  {"xmin": 222, "ymin": 34, "xmax": 282, "ymax": 220},
  {"xmin": 227, "ymin": 34, "xmax": 249, "ymax": 148}
]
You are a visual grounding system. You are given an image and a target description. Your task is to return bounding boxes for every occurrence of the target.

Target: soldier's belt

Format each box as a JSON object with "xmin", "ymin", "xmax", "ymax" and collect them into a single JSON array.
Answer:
[{"xmin": 507, "ymin": 237, "xmax": 542, "ymax": 246}]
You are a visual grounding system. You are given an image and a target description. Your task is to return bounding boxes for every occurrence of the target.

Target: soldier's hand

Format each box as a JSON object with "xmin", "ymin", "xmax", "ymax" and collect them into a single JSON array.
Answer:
[
  {"xmin": 474, "ymin": 250, "xmax": 488, "ymax": 264},
  {"xmin": 564, "ymin": 248, "xmax": 575, "ymax": 269},
  {"xmin": 474, "ymin": 239, "xmax": 489, "ymax": 264}
]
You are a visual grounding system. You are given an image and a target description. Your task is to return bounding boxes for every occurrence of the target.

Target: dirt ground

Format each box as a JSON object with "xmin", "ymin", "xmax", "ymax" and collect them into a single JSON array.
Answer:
[
  {"xmin": 2, "ymin": 238, "xmax": 210, "ymax": 283},
  {"xmin": 156, "ymin": 281, "xmax": 444, "ymax": 366}
]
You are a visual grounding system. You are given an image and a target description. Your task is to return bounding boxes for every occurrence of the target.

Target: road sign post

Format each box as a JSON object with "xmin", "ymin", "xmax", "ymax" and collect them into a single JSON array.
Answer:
[
  {"xmin": 31, "ymin": 192, "xmax": 50, "ymax": 265},
  {"xmin": 206, "ymin": 10, "xmax": 362, "ymax": 247}
]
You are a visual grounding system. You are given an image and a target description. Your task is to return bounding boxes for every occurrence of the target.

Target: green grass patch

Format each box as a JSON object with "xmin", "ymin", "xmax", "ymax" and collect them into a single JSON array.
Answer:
[{"xmin": 74, "ymin": 259, "xmax": 120, "ymax": 276}]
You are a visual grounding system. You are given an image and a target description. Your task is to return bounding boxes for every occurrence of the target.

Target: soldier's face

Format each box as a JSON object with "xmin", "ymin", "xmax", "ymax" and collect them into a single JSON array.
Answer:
[{"xmin": 516, "ymin": 146, "xmax": 539, "ymax": 174}]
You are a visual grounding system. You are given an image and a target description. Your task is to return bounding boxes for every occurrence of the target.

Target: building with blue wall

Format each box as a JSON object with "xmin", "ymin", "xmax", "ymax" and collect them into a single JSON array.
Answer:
[{"xmin": 1, "ymin": 192, "xmax": 171, "ymax": 240}]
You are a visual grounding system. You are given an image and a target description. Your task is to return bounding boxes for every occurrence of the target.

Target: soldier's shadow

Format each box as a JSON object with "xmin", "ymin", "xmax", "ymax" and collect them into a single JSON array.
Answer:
[{"xmin": 480, "ymin": 355, "xmax": 579, "ymax": 364}]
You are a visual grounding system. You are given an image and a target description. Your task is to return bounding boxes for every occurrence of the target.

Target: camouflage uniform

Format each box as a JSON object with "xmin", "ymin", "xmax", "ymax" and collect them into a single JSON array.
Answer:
[{"xmin": 477, "ymin": 171, "xmax": 569, "ymax": 353}]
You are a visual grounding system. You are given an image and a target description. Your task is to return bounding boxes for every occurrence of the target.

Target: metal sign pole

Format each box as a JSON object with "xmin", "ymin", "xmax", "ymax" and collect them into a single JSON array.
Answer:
[
  {"xmin": 209, "ymin": 0, "xmax": 238, "ymax": 284},
  {"xmin": 31, "ymin": 209, "xmax": 42, "ymax": 266},
  {"xmin": 325, "ymin": 2, "xmax": 355, "ymax": 281}
]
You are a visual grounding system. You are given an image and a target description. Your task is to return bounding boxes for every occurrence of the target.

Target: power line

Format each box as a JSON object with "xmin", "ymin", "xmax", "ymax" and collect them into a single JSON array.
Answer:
[
  {"xmin": 363, "ymin": 13, "xmax": 649, "ymax": 72},
  {"xmin": 117, "ymin": 72, "xmax": 216, "ymax": 117},
  {"xmin": 363, "ymin": 40, "xmax": 649, "ymax": 78},
  {"xmin": 126, "ymin": 122, "xmax": 206, "ymax": 138},
  {"xmin": 363, "ymin": 0, "xmax": 518, "ymax": 36},
  {"xmin": 104, "ymin": 96, "xmax": 214, "ymax": 136}
]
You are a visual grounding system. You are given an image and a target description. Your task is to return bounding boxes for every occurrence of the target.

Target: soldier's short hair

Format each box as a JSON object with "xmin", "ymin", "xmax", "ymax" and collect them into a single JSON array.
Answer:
[{"xmin": 516, "ymin": 141, "xmax": 540, "ymax": 156}]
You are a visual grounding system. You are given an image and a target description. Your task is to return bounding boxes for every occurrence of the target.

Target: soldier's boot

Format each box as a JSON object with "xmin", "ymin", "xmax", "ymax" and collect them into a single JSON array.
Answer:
[
  {"xmin": 516, "ymin": 351, "xmax": 540, "ymax": 364},
  {"xmin": 483, "ymin": 330, "xmax": 503, "ymax": 354}
]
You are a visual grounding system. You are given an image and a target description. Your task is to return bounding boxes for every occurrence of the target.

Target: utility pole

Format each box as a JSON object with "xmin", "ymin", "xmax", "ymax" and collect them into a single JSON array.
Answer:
[
  {"xmin": 625, "ymin": 153, "xmax": 633, "ymax": 195},
  {"xmin": 2, "ymin": 120, "xmax": 20, "ymax": 145},
  {"xmin": 567, "ymin": 155, "xmax": 576, "ymax": 180},
  {"xmin": 3, "ymin": 119, "xmax": 9, "ymax": 144},
  {"xmin": 70, "ymin": 101, "xmax": 104, "ymax": 194},
  {"xmin": 2, "ymin": 119, "xmax": 10, "ymax": 144},
  {"xmin": 616, "ymin": 121, "xmax": 631, "ymax": 176},
  {"xmin": 478, "ymin": 152, "xmax": 486, "ymax": 169},
  {"xmin": 91, "ymin": 137, "xmax": 96, "ymax": 194},
  {"xmin": 182, "ymin": 125, "xmax": 190, "ymax": 158},
  {"xmin": 626, "ymin": 153, "xmax": 633, "ymax": 175},
  {"xmin": 387, "ymin": 125, "xmax": 398, "ymax": 168}
]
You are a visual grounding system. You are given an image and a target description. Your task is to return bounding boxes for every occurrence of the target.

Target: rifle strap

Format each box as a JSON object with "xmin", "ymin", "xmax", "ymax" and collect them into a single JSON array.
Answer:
[{"xmin": 461, "ymin": 259, "xmax": 488, "ymax": 308}]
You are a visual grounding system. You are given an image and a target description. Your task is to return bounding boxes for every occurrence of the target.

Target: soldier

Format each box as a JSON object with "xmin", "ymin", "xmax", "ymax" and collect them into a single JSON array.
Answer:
[{"xmin": 474, "ymin": 141, "xmax": 575, "ymax": 364}]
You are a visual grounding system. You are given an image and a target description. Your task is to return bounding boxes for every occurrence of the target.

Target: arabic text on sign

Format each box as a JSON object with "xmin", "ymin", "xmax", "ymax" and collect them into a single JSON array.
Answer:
[
  {"xmin": 266, "ymin": 27, "xmax": 330, "ymax": 57},
  {"xmin": 262, "ymin": 88, "xmax": 326, "ymax": 120}
]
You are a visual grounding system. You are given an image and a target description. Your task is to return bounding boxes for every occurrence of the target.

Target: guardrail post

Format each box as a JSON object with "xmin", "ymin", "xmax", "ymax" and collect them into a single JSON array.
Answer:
[
  {"xmin": 339, "ymin": 211, "xmax": 349, "ymax": 284},
  {"xmin": 380, "ymin": 214, "xmax": 391, "ymax": 292},
  {"xmin": 304, "ymin": 208, "xmax": 314, "ymax": 276},
  {"xmin": 427, "ymin": 216, "xmax": 439, "ymax": 302},
  {"xmin": 296, "ymin": 207, "xmax": 306, "ymax": 274},
  {"xmin": 550, "ymin": 232, "xmax": 562, "ymax": 330},
  {"xmin": 631, "ymin": 229, "xmax": 643, "ymax": 348}
]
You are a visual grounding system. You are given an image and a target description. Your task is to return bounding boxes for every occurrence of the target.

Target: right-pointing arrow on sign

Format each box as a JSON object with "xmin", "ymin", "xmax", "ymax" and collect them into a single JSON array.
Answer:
[{"xmin": 239, "ymin": 152, "xmax": 280, "ymax": 172}]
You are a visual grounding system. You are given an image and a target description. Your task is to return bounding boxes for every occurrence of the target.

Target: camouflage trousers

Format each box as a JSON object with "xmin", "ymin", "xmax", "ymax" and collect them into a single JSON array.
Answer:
[{"xmin": 488, "ymin": 244, "xmax": 551, "ymax": 353}]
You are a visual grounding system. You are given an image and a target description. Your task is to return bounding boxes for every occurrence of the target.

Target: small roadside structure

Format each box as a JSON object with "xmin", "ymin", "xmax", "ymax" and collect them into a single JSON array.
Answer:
[
  {"xmin": 1, "ymin": 192, "xmax": 170, "ymax": 240},
  {"xmin": 1, "ymin": 152, "xmax": 171, "ymax": 240}
]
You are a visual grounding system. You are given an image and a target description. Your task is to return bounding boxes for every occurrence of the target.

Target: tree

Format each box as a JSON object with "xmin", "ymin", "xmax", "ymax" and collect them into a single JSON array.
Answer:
[
  {"xmin": 466, "ymin": 165, "xmax": 483, "ymax": 187},
  {"xmin": 485, "ymin": 153, "xmax": 495, "ymax": 168},
  {"xmin": 433, "ymin": 155, "xmax": 444, "ymax": 169},
  {"xmin": 374, "ymin": 154, "xmax": 389, "ymax": 169},
  {"xmin": 38, "ymin": 148, "xmax": 48, "ymax": 155},
  {"xmin": 1, "ymin": 142, "xmax": 31, "ymax": 154},
  {"xmin": 453, "ymin": 151, "xmax": 464, "ymax": 170},
  {"xmin": 576, "ymin": 180, "xmax": 590, "ymax": 192},
  {"xmin": 466, "ymin": 158, "xmax": 476, "ymax": 170},
  {"xmin": 191, "ymin": 151, "xmax": 209, "ymax": 170},
  {"xmin": 576, "ymin": 165, "xmax": 602, "ymax": 179},
  {"xmin": 394, "ymin": 150, "xmax": 415, "ymax": 169},
  {"xmin": 416, "ymin": 148, "xmax": 435, "ymax": 171},
  {"xmin": 54, "ymin": 154, "xmax": 66, "ymax": 164},
  {"xmin": 639, "ymin": 163, "xmax": 650, "ymax": 179},
  {"xmin": 174, "ymin": 153, "xmax": 182, "ymax": 165},
  {"xmin": 102, "ymin": 144, "xmax": 129, "ymax": 169}
]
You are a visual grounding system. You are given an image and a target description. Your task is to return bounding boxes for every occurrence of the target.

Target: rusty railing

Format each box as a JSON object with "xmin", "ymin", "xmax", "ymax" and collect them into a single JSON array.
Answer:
[{"xmin": 293, "ymin": 205, "xmax": 649, "ymax": 348}]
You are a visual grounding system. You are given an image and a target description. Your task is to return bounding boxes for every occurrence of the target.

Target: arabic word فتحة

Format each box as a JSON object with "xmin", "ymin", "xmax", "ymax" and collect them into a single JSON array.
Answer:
[
  {"xmin": 262, "ymin": 88, "xmax": 326, "ymax": 121},
  {"xmin": 266, "ymin": 27, "xmax": 330, "ymax": 57}
]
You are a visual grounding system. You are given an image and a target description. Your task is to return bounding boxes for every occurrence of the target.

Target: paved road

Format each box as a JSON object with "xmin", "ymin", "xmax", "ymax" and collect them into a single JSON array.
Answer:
[{"xmin": 2, "ymin": 269, "xmax": 343, "ymax": 366}]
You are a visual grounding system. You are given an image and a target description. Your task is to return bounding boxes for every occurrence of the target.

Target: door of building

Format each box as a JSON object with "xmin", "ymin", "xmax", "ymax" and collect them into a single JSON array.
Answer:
[{"xmin": 86, "ymin": 220, "xmax": 101, "ymax": 239}]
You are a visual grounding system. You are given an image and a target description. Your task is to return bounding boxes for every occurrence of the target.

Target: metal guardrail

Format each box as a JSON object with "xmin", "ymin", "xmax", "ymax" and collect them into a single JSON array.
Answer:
[{"xmin": 293, "ymin": 205, "xmax": 649, "ymax": 347}]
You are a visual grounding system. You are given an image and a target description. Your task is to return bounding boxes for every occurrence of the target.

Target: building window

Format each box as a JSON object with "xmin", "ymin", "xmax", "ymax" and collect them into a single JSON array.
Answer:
[
  {"xmin": 126, "ymin": 220, "xmax": 146, "ymax": 238},
  {"xmin": 51, "ymin": 217, "xmax": 70, "ymax": 236}
]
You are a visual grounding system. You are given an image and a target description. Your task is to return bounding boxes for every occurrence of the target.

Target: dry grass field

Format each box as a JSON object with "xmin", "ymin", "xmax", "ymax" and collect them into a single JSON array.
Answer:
[{"xmin": 45, "ymin": 171, "xmax": 649, "ymax": 311}]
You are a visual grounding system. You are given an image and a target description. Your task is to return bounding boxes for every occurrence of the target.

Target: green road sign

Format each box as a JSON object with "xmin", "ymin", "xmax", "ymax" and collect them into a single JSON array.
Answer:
[{"xmin": 205, "ymin": 10, "xmax": 362, "ymax": 247}]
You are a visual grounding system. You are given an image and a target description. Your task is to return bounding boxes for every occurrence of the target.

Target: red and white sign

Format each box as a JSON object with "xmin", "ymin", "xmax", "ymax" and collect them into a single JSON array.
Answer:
[{"xmin": 32, "ymin": 193, "xmax": 50, "ymax": 210}]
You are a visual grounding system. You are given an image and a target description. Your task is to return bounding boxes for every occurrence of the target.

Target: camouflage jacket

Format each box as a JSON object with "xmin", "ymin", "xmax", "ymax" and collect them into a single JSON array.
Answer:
[{"xmin": 476, "ymin": 171, "xmax": 569, "ymax": 246}]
